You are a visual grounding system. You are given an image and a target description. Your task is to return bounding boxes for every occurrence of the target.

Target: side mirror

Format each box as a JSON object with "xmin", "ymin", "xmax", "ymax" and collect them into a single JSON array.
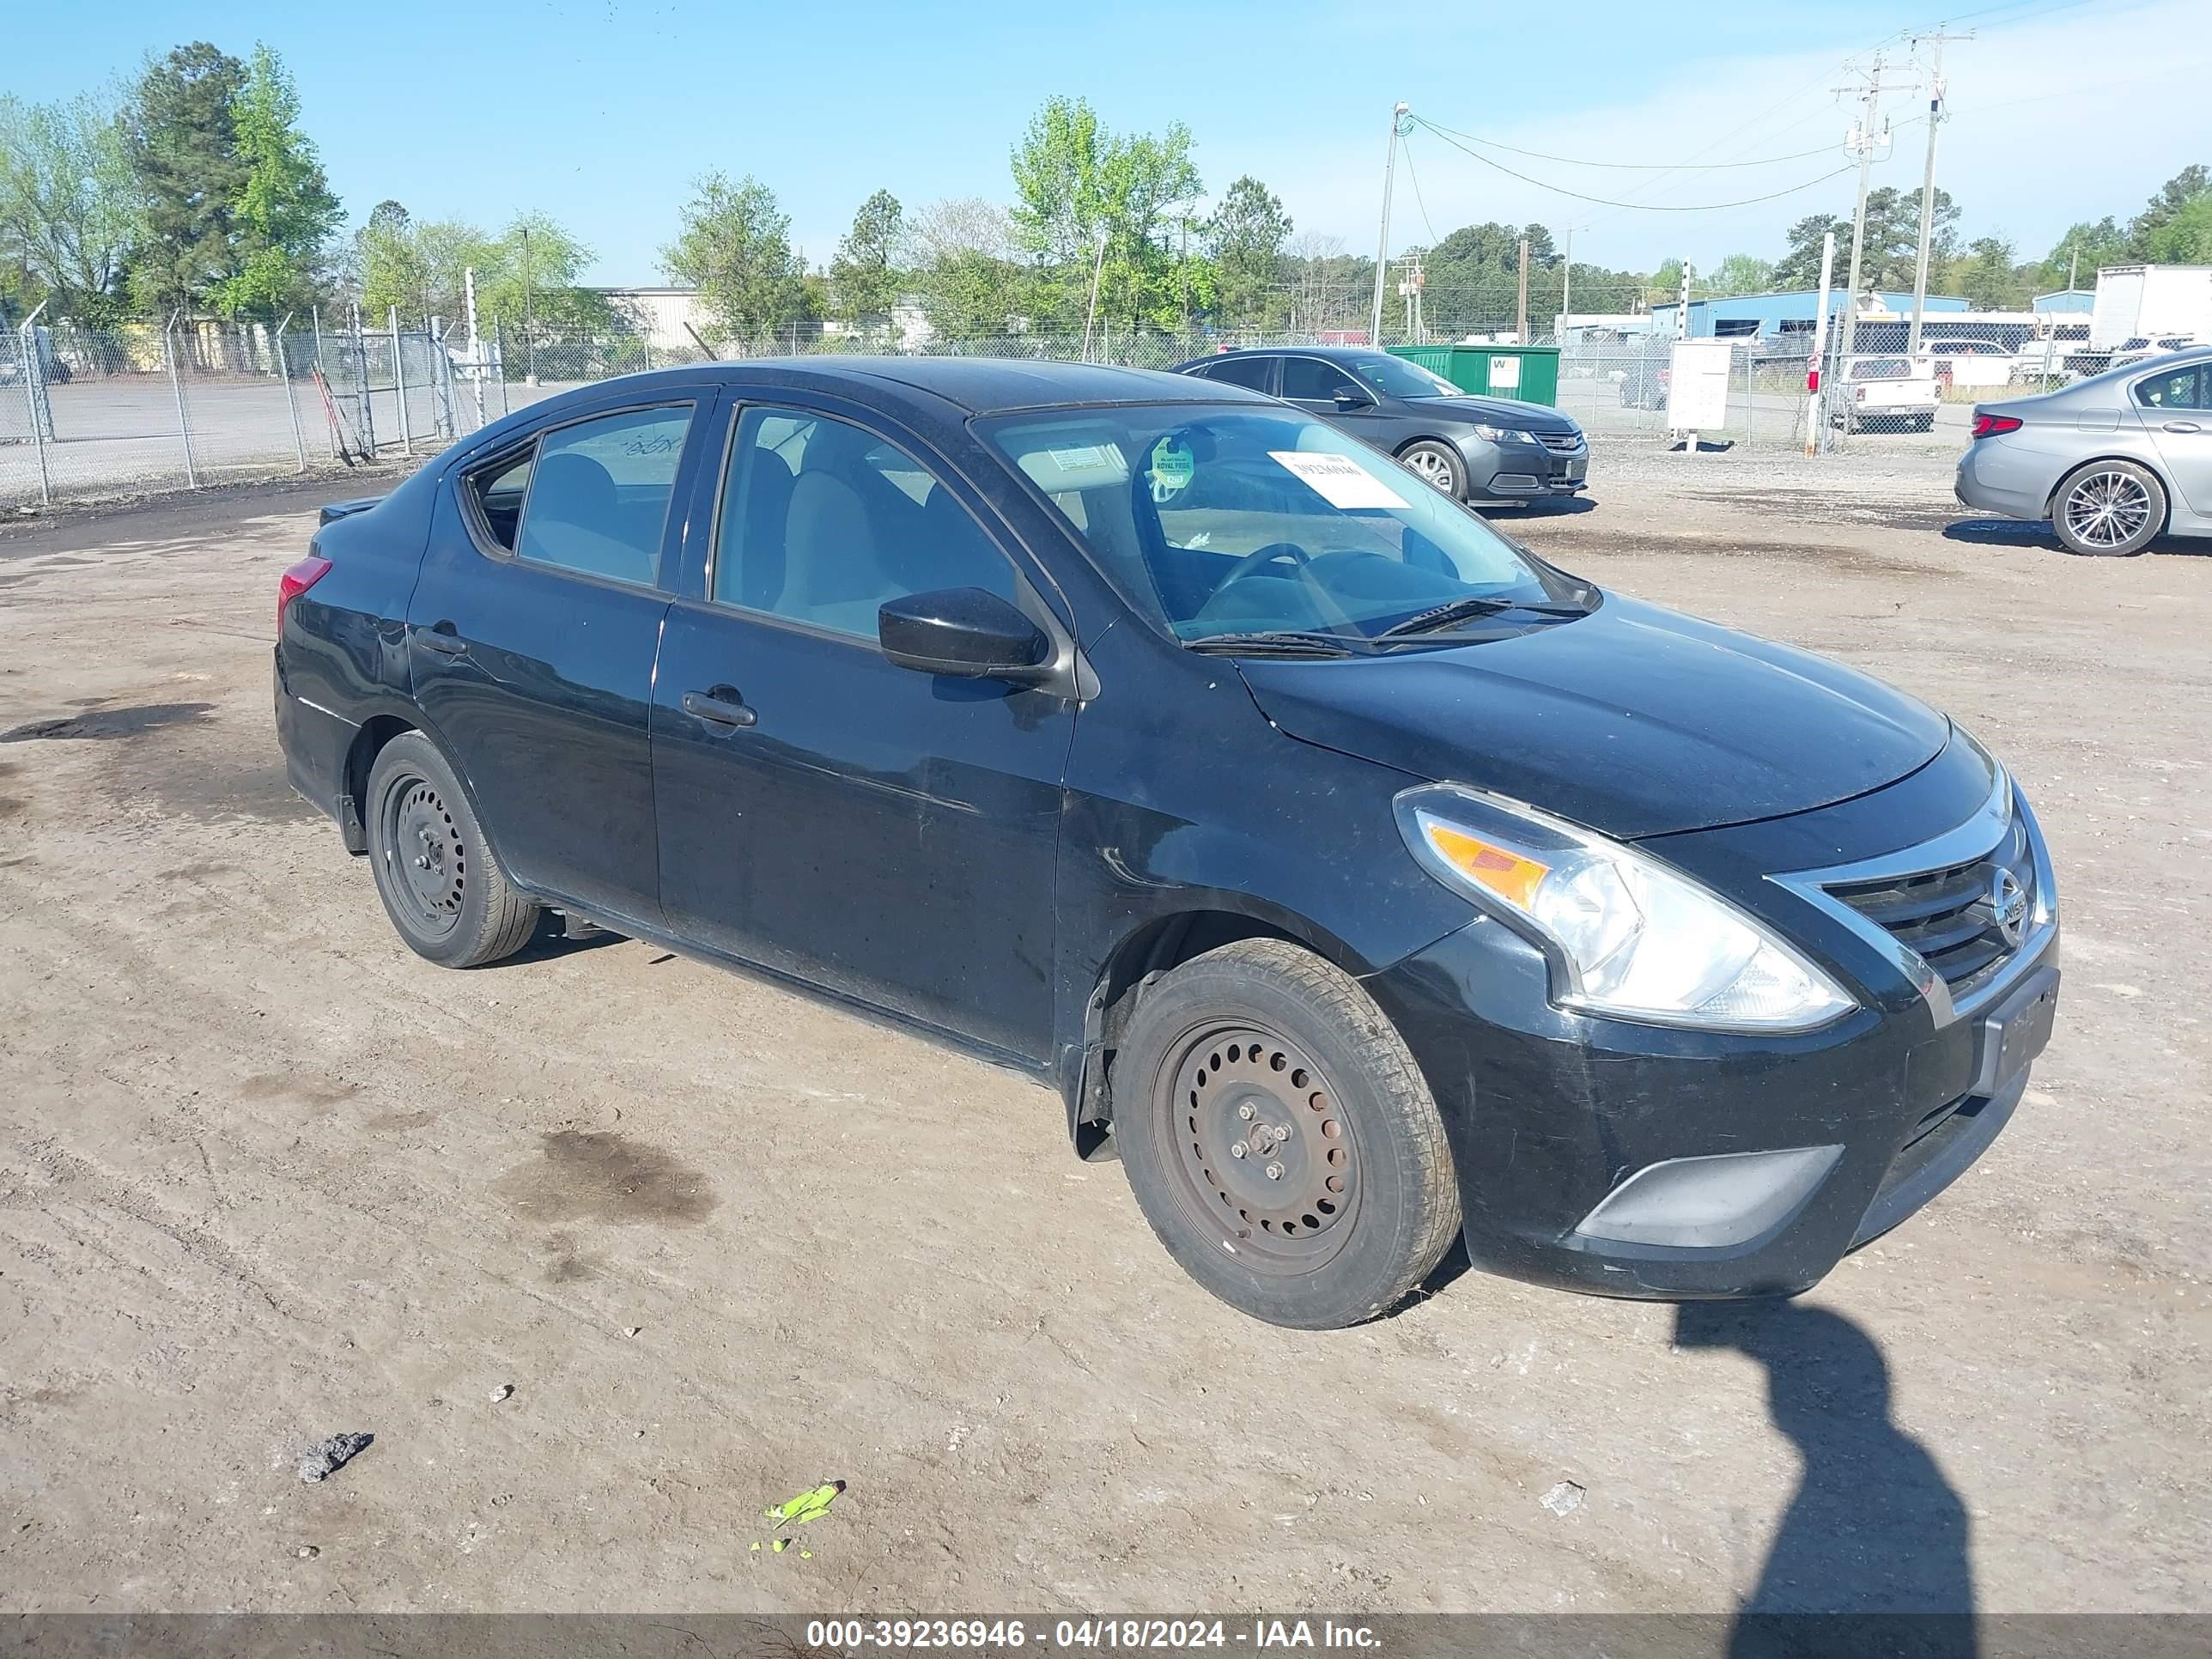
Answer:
[
  {"xmin": 878, "ymin": 586, "xmax": 1050, "ymax": 681},
  {"xmin": 1334, "ymin": 386, "xmax": 1376, "ymax": 410}
]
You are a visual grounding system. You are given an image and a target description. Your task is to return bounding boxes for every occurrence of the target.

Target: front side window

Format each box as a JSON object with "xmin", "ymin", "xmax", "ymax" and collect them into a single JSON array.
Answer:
[
  {"xmin": 714, "ymin": 406, "xmax": 1018, "ymax": 640},
  {"xmin": 1280, "ymin": 356, "xmax": 1363, "ymax": 402},
  {"xmin": 508, "ymin": 404, "xmax": 693, "ymax": 584},
  {"xmin": 2136, "ymin": 367, "xmax": 2203, "ymax": 410},
  {"xmin": 983, "ymin": 404, "xmax": 1583, "ymax": 648}
]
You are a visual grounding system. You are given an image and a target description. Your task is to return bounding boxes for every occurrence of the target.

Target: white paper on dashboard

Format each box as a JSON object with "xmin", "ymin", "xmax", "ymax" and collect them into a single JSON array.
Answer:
[{"xmin": 1267, "ymin": 450, "xmax": 1410, "ymax": 510}]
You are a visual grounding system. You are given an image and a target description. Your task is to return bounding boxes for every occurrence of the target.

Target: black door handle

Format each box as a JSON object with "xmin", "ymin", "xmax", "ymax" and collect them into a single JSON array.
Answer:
[
  {"xmin": 682, "ymin": 688, "xmax": 757, "ymax": 728},
  {"xmin": 420, "ymin": 623, "xmax": 467, "ymax": 657}
]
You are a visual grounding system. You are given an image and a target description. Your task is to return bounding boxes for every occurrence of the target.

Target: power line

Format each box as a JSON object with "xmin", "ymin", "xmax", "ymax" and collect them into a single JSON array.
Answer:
[
  {"xmin": 1415, "ymin": 118, "xmax": 1844, "ymax": 173},
  {"xmin": 1398, "ymin": 131, "xmax": 1441, "ymax": 246},
  {"xmin": 1413, "ymin": 118, "xmax": 1860, "ymax": 213}
]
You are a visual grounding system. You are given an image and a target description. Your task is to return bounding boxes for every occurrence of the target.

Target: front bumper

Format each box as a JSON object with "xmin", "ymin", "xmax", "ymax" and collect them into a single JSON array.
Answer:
[
  {"xmin": 1364, "ymin": 764, "xmax": 2057, "ymax": 1300},
  {"xmin": 1466, "ymin": 434, "xmax": 1588, "ymax": 501}
]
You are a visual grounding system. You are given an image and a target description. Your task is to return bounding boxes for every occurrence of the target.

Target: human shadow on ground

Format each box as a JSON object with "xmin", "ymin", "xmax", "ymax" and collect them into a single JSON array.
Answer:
[{"xmin": 1677, "ymin": 1299, "xmax": 1978, "ymax": 1659}]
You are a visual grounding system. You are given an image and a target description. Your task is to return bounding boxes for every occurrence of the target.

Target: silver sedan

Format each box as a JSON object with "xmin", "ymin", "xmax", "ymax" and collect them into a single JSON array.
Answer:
[{"xmin": 1954, "ymin": 344, "xmax": 2212, "ymax": 556}]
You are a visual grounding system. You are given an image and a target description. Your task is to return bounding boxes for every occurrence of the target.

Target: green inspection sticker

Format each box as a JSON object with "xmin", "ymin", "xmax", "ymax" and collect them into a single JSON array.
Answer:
[{"xmin": 1148, "ymin": 436, "xmax": 1195, "ymax": 500}]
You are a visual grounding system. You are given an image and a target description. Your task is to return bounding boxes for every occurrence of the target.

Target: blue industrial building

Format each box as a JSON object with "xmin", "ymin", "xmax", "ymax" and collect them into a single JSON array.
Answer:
[
  {"xmin": 2032, "ymin": 289, "xmax": 2096, "ymax": 313},
  {"xmin": 1648, "ymin": 289, "xmax": 1971, "ymax": 342}
]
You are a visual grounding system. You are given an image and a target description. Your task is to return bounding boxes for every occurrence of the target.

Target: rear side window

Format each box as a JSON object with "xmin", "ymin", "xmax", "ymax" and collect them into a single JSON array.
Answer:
[
  {"xmin": 504, "ymin": 404, "xmax": 693, "ymax": 585},
  {"xmin": 469, "ymin": 453, "xmax": 533, "ymax": 550},
  {"xmin": 2135, "ymin": 368, "xmax": 2203, "ymax": 410},
  {"xmin": 1204, "ymin": 355, "xmax": 1275, "ymax": 392}
]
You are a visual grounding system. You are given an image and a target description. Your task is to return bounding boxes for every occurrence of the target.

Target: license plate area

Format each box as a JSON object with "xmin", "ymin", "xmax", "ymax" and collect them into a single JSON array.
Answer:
[{"xmin": 1969, "ymin": 966, "xmax": 2059, "ymax": 1098}]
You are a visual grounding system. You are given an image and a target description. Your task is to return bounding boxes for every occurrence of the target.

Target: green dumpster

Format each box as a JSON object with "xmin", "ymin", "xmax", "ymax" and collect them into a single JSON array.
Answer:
[{"xmin": 1389, "ymin": 343, "xmax": 1560, "ymax": 407}]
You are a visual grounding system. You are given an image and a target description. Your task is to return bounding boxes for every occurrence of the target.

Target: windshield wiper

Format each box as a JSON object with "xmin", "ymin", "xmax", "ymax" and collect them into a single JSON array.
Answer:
[
  {"xmin": 1373, "ymin": 592, "xmax": 1588, "ymax": 640},
  {"xmin": 1184, "ymin": 629, "xmax": 1362, "ymax": 657}
]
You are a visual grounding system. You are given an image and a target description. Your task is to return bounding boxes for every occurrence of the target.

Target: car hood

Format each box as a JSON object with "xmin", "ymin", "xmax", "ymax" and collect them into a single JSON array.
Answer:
[
  {"xmin": 1416, "ymin": 396, "xmax": 1581, "ymax": 434},
  {"xmin": 1235, "ymin": 595, "xmax": 1948, "ymax": 839}
]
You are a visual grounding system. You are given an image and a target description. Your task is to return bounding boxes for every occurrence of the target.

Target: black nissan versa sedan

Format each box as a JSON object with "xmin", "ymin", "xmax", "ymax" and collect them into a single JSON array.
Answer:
[{"xmin": 275, "ymin": 357, "xmax": 2059, "ymax": 1329}]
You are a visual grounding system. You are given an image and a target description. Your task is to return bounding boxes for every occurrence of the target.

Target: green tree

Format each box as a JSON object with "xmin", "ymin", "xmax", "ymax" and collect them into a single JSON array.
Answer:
[
  {"xmin": 830, "ymin": 189, "xmax": 904, "ymax": 336},
  {"xmin": 2142, "ymin": 192, "xmax": 2212, "ymax": 263},
  {"xmin": 2128, "ymin": 164, "xmax": 2208, "ymax": 255},
  {"xmin": 120, "ymin": 41, "xmax": 250, "ymax": 313},
  {"xmin": 2039, "ymin": 216, "xmax": 2128, "ymax": 291},
  {"xmin": 904, "ymin": 197, "xmax": 1024, "ymax": 337},
  {"xmin": 1706, "ymin": 253, "xmax": 1775, "ymax": 295},
  {"xmin": 660, "ymin": 172, "xmax": 810, "ymax": 345},
  {"xmin": 209, "ymin": 45, "xmax": 339, "ymax": 317},
  {"xmin": 1008, "ymin": 95, "xmax": 1204, "ymax": 331},
  {"xmin": 1206, "ymin": 174, "xmax": 1291, "ymax": 328},
  {"xmin": 0, "ymin": 90, "xmax": 143, "ymax": 324},
  {"xmin": 1771, "ymin": 212, "xmax": 1846, "ymax": 290},
  {"xmin": 1953, "ymin": 236, "xmax": 2027, "ymax": 310}
]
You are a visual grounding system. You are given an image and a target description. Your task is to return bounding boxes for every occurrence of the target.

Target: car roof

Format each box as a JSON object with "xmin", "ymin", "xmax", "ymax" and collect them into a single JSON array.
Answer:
[{"xmin": 720, "ymin": 355, "xmax": 1273, "ymax": 414}]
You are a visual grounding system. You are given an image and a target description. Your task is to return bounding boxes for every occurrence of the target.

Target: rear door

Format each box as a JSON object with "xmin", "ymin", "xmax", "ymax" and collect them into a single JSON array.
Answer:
[
  {"xmin": 2136, "ymin": 364, "xmax": 2212, "ymax": 517},
  {"xmin": 407, "ymin": 394, "xmax": 714, "ymax": 925},
  {"xmin": 650, "ymin": 395, "xmax": 1078, "ymax": 1060}
]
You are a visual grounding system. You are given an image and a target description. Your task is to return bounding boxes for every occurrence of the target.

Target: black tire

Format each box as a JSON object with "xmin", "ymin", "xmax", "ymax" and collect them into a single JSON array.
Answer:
[
  {"xmin": 364, "ymin": 732, "xmax": 538, "ymax": 967},
  {"xmin": 1397, "ymin": 440, "xmax": 1466, "ymax": 500},
  {"xmin": 2051, "ymin": 459, "xmax": 2165, "ymax": 556},
  {"xmin": 1111, "ymin": 938, "xmax": 1460, "ymax": 1329},
  {"xmin": 1915, "ymin": 412, "xmax": 1935, "ymax": 433}
]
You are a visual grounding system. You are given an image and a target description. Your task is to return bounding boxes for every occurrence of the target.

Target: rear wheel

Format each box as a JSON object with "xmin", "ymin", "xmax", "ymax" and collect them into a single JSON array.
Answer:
[
  {"xmin": 1398, "ymin": 441, "xmax": 1466, "ymax": 499},
  {"xmin": 2052, "ymin": 459, "xmax": 2164, "ymax": 556},
  {"xmin": 1111, "ymin": 939, "xmax": 1460, "ymax": 1329},
  {"xmin": 365, "ymin": 732, "xmax": 538, "ymax": 967}
]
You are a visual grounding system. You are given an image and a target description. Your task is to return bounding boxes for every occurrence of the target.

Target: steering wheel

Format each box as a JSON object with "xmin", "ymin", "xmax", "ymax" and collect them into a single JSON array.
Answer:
[{"xmin": 1216, "ymin": 542, "xmax": 1312, "ymax": 587}]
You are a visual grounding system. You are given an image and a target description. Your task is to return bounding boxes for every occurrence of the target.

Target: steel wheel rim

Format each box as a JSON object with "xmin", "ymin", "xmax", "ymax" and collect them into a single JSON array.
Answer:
[
  {"xmin": 380, "ymin": 774, "xmax": 465, "ymax": 938},
  {"xmin": 1153, "ymin": 1023, "xmax": 1360, "ymax": 1275},
  {"xmin": 2065, "ymin": 471, "xmax": 2151, "ymax": 548},
  {"xmin": 1405, "ymin": 449, "xmax": 1455, "ymax": 490}
]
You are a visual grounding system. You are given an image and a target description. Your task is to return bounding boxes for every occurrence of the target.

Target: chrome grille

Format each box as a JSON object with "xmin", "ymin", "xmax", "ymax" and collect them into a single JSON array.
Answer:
[
  {"xmin": 1824, "ymin": 808, "xmax": 2036, "ymax": 1000},
  {"xmin": 1536, "ymin": 431, "xmax": 1584, "ymax": 454}
]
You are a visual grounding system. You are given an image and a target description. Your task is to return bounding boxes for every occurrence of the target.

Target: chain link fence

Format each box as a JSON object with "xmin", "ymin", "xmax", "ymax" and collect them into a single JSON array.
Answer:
[{"xmin": 9, "ymin": 311, "xmax": 2006, "ymax": 511}]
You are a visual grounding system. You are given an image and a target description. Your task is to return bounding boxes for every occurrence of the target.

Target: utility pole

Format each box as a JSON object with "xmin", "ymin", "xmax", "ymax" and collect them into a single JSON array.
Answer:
[
  {"xmin": 520, "ymin": 225, "xmax": 537, "ymax": 385},
  {"xmin": 1559, "ymin": 225, "xmax": 1572, "ymax": 345},
  {"xmin": 1516, "ymin": 236, "xmax": 1530, "ymax": 343},
  {"xmin": 1906, "ymin": 28, "xmax": 1972, "ymax": 356},
  {"xmin": 1805, "ymin": 229, "xmax": 1838, "ymax": 456},
  {"xmin": 1082, "ymin": 226, "xmax": 1109, "ymax": 363},
  {"xmin": 1838, "ymin": 52, "xmax": 1893, "ymax": 366},
  {"xmin": 1370, "ymin": 102, "xmax": 1409, "ymax": 346}
]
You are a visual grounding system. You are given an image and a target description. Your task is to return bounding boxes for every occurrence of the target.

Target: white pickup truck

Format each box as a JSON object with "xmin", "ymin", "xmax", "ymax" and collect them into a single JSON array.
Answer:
[{"xmin": 1833, "ymin": 355, "xmax": 1941, "ymax": 434}]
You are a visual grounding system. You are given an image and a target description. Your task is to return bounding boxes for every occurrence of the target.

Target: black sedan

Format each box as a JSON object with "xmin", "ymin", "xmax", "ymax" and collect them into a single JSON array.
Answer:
[
  {"xmin": 1173, "ymin": 344, "xmax": 1588, "ymax": 505},
  {"xmin": 276, "ymin": 356, "xmax": 2057, "ymax": 1328}
]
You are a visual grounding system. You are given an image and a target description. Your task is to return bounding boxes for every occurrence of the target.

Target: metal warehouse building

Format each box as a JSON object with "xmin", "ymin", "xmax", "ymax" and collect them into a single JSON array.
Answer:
[{"xmin": 1648, "ymin": 289, "xmax": 1971, "ymax": 343}]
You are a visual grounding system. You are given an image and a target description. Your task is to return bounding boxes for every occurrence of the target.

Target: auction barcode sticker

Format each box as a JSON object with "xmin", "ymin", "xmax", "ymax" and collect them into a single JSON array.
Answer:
[{"xmin": 1267, "ymin": 451, "xmax": 1410, "ymax": 510}]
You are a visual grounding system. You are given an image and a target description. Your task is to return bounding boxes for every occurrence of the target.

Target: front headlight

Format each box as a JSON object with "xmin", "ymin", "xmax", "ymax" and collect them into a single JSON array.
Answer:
[
  {"xmin": 1471, "ymin": 423, "xmax": 1535, "ymax": 443},
  {"xmin": 1394, "ymin": 784, "xmax": 1856, "ymax": 1033}
]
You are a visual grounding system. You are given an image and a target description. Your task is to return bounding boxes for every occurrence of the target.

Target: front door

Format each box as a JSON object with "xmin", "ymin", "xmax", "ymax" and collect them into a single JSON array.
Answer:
[
  {"xmin": 651, "ymin": 400, "xmax": 1077, "ymax": 1060},
  {"xmin": 2137, "ymin": 363, "xmax": 2212, "ymax": 518},
  {"xmin": 1281, "ymin": 355, "xmax": 1398, "ymax": 447},
  {"xmin": 407, "ymin": 397, "xmax": 708, "ymax": 925}
]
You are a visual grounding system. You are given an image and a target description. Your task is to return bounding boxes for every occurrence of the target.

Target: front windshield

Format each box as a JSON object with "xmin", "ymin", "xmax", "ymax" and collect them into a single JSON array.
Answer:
[
  {"xmin": 981, "ymin": 404, "xmax": 1583, "ymax": 647},
  {"xmin": 1346, "ymin": 355, "xmax": 1463, "ymax": 399}
]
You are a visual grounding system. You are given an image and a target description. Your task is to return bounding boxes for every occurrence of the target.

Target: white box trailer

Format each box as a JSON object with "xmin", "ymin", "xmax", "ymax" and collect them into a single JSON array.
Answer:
[{"xmin": 2090, "ymin": 265, "xmax": 2212, "ymax": 349}]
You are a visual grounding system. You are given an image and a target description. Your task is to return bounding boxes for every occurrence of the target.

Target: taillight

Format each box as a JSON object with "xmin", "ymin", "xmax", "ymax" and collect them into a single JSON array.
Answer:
[
  {"xmin": 1855, "ymin": 386, "xmax": 1868, "ymax": 402},
  {"xmin": 278, "ymin": 553, "xmax": 332, "ymax": 636},
  {"xmin": 1971, "ymin": 412, "xmax": 2023, "ymax": 440}
]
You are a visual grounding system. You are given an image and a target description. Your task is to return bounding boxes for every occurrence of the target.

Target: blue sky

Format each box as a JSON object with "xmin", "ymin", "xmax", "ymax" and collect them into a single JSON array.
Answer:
[{"xmin": 6, "ymin": 0, "xmax": 2206, "ymax": 287}]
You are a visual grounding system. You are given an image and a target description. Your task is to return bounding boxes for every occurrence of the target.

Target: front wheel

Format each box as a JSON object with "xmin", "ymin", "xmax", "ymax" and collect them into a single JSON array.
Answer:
[
  {"xmin": 2052, "ymin": 459, "xmax": 2165, "ymax": 556},
  {"xmin": 1111, "ymin": 939, "xmax": 1460, "ymax": 1329},
  {"xmin": 1397, "ymin": 440, "xmax": 1466, "ymax": 499},
  {"xmin": 365, "ymin": 732, "xmax": 539, "ymax": 967}
]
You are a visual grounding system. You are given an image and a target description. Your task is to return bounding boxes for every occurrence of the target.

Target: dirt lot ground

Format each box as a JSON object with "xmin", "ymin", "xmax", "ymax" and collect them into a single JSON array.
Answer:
[{"xmin": 1, "ymin": 447, "xmax": 2206, "ymax": 1617}]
